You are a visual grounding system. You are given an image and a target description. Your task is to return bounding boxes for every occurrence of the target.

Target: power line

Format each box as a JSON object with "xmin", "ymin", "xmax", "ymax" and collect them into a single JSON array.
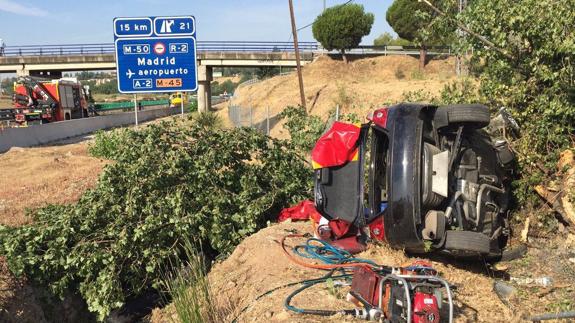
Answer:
[{"xmin": 296, "ymin": 0, "xmax": 354, "ymax": 32}]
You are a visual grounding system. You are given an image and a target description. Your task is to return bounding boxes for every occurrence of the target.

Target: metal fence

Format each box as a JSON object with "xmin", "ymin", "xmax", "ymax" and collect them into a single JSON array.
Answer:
[{"xmin": 228, "ymin": 105, "xmax": 281, "ymax": 135}]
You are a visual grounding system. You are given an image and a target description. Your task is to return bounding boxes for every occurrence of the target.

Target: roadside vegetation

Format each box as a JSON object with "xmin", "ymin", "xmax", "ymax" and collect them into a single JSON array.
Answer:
[{"xmin": 0, "ymin": 114, "xmax": 312, "ymax": 320}]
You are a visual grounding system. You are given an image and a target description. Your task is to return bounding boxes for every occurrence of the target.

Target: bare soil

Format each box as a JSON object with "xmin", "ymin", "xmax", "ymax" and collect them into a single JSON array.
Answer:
[
  {"xmin": 0, "ymin": 142, "xmax": 104, "ymax": 226},
  {"xmin": 153, "ymin": 221, "xmax": 575, "ymax": 323},
  {"xmin": 0, "ymin": 97, "xmax": 11, "ymax": 108}
]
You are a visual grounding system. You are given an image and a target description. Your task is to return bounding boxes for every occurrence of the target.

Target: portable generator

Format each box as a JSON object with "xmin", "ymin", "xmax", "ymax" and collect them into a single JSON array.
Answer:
[{"xmin": 348, "ymin": 263, "xmax": 453, "ymax": 323}]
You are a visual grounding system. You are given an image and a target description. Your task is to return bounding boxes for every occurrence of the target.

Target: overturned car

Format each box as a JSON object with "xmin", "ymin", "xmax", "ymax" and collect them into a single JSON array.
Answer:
[{"xmin": 312, "ymin": 103, "xmax": 517, "ymax": 259}]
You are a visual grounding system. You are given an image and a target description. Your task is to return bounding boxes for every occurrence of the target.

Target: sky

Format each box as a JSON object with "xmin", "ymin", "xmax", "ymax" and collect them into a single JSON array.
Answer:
[{"xmin": 0, "ymin": 0, "xmax": 395, "ymax": 45}]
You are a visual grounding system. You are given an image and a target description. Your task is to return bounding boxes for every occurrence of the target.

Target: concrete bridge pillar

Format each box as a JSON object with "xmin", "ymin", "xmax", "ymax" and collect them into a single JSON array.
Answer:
[
  {"xmin": 16, "ymin": 68, "xmax": 29, "ymax": 77},
  {"xmin": 197, "ymin": 65, "xmax": 212, "ymax": 113}
]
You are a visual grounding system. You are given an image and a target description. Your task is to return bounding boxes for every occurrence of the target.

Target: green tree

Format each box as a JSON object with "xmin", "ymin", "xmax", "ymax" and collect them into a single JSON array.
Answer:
[
  {"xmin": 92, "ymin": 79, "xmax": 119, "ymax": 95},
  {"xmin": 459, "ymin": 0, "xmax": 575, "ymax": 174},
  {"xmin": 373, "ymin": 32, "xmax": 412, "ymax": 46},
  {"xmin": 386, "ymin": 0, "xmax": 454, "ymax": 69},
  {"xmin": 312, "ymin": 3, "xmax": 374, "ymax": 63},
  {"xmin": 256, "ymin": 66, "xmax": 281, "ymax": 79}
]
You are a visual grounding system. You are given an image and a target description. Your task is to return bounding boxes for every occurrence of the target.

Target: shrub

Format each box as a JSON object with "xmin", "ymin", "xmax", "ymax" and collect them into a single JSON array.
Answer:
[
  {"xmin": 394, "ymin": 67, "xmax": 406, "ymax": 80},
  {"xmin": 280, "ymin": 106, "xmax": 327, "ymax": 152},
  {"xmin": 401, "ymin": 89, "xmax": 434, "ymax": 103},
  {"xmin": 438, "ymin": 79, "xmax": 479, "ymax": 104},
  {"xmin": 0, "ymin": 117, "xmax": 312, "ymax": 320},
  {"xmin": 88, "ymin": 129, "xmax": 134, "ymax": 160}
]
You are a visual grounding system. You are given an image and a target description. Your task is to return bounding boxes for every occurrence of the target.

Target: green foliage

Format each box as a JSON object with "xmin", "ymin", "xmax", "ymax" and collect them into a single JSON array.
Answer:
[
  {"xmin": 255, "ymin": 66, "xmax": 281, "ymax": 80},
  {"xmin": 211, "ymin": 80, "xmax": 238, "ymax": 96},
  {"xmin": 339, "ymin": 112, "xmax": 361, "ymax": 124},
  {"xmin": 438, "ymin": 79, "xmax": 479, "ymax": 104},
  {"xmin": 386, "ymin": 0, "xmax": 456, "ymax": 47},
  {"xmin": 194, "ymin": 111, "xmax": 223, "ymax": 129},
  {"xmin": 312, "ymin": 4, "xmax": 374, "ymax": 59},
  {"xmin": 373, "ymin": 32, "xmax": 412, "ymax": 46},
  {"xmin": 0, "ymin": 117, "xmax": 312, "ymax": 320},
  {"xmin": 189, "ymin": 99, "xmax": 198, "ymax": 113},
  {"xmin": 88, "ymin": 129, "xmax": 133, "ymax": 160},
  {"xmin": 91, "ymin": 79, "xmax": 119, "ymax": 95},
  {"xmin": 401, "ymin": 79, "xmax": 478, "ymax": 105},
  {"xmin": 459, "ymin": 0, "xmax": 575, "ymax": 203},
  {"xmin": 0, "ymin": 76, "xmax": 16, "ymax": 96},
  {"xmin": 280, "ymin": 106, "xmax": 327, "ymax": 152},
  {"xmin": 401, "ymin": 89, "xmax": 435, "ymax": 103}
]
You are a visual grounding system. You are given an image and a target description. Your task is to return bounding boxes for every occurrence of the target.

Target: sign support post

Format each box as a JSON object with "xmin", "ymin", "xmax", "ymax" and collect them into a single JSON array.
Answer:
[
  {"xmin": 134, "ymin": 94, "xmax": 138, "ymax": 126},
  {"xmin": 180, "ymin": 92, "xmax": 184, "ymax": 116}
]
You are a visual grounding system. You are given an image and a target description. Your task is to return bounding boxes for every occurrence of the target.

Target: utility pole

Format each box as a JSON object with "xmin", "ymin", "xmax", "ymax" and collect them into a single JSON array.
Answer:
[
  {"xmin": 323, "ymin": 0, "xmax": 326, "ymax": 11},
  {"xmin": 288, "ymin": 0, "xmax": 307, "ymax": 110}
]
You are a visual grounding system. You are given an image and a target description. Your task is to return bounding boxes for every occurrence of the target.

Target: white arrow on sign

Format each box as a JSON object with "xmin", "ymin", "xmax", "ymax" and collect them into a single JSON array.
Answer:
[
  {"xmin": 160, "ymin": 20, "xmax": 174, "ymax": 33},
  {"xmin": 126, "ymin": 69, "xmax": 135, "ymax": 79}
]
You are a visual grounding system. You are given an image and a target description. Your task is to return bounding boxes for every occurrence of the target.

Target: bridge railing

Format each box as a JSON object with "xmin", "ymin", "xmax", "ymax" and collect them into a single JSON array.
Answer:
[
  {"xmin": 0, "ymin": 42, "xmax": 453, "ymax": 58},
  {"xmin": 1, "ymin": 41, "xmax": 319, "ymax": 57}
]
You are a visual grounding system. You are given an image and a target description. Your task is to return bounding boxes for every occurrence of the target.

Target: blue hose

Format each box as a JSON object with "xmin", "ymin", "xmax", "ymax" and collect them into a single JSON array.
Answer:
[{"xmin": 292, "ymin": 237, "xmax": 380, "ymax": 267}]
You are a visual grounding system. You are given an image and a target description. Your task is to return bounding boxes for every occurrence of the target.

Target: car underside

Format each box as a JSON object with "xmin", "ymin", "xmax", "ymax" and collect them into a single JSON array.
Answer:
[{"xmin": 313, "ymin": 103, "xmax": 518, "ymax": 259}]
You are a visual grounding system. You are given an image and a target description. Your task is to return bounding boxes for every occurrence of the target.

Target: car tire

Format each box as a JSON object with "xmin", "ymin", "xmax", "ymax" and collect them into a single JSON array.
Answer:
[
  {"xmin": 440, "ymin": 104, "xmax": 491, "ymax": 129},
  {"xmin": 443, "ymin": 230, "xmax": 491, "ymax": 254}
]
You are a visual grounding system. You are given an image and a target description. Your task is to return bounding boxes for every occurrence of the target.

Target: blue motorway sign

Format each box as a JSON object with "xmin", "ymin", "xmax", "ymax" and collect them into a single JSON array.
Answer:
[{"xmin": 113, "ymin": 16, "xmax": 197, "ymax": 93}]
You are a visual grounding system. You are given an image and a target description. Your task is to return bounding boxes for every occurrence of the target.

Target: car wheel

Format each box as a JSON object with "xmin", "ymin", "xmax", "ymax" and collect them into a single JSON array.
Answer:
[
  {"xmin": 438, "ymin": 104, "xmax": 491, "ymax": 129},
  {"xmin": 443, "ymin": 230, "xmax": 491, "ymax": 255}
]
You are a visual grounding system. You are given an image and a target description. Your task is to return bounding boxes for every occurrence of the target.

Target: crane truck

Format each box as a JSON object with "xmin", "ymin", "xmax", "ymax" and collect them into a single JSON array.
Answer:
[{"xmin": 11, "ymin": 77, "xmax": 93, "ymax": 126}]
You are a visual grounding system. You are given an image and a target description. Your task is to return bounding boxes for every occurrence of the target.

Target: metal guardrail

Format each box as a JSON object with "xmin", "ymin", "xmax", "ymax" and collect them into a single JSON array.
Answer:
[
  {"xmin": 1, "ymin": 41, "xmax": 319, "ymax": 57},
  {"xmin": 94, "ymin": 99, "xmax": 170, "ymax": 111}
]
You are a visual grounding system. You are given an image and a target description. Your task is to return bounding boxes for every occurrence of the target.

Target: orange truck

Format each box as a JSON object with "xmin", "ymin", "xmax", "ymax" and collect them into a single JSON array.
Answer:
[{"xmin": 12, "ymin": 77, "xmax": 91, "ymax": 126}]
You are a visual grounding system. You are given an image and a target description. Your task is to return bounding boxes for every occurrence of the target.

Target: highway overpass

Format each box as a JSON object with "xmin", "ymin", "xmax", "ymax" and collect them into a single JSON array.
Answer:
[
  {"xmin": 0, "ymin": 42, "xmax": 318, "ymax": 75},
  {"xmin": 0, "ymin": 41, "xmax": 451, "ymax": 112}
]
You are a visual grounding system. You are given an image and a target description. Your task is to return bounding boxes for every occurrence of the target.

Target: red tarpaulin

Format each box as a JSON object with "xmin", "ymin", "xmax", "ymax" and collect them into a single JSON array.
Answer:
[
  {"xmin": 278, "ymin": 200, "xmax": 352, "ymax": 238},
  {"xmin": 311, "ymin": 122, "xmax": 360, "ymax": 169}
]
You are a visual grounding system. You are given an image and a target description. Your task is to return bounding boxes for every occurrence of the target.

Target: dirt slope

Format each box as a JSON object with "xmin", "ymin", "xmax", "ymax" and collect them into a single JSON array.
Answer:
[
  {"xmin": 220, "ymin": 55, "xmax": 456, "ymax": 137},
  {"xmin": 153, "ymin": 221, "xmax": 523, "ymax": 323}
]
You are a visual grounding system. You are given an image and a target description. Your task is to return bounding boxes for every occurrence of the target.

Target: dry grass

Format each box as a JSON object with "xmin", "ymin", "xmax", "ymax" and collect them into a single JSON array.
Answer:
[
  {"xmin": 0, "ymin": 142, "xmax": 105, "ymax": 226},
  {"xmin": 218, "ymin": 55, "xmax": 457, "ymax": 139}
]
